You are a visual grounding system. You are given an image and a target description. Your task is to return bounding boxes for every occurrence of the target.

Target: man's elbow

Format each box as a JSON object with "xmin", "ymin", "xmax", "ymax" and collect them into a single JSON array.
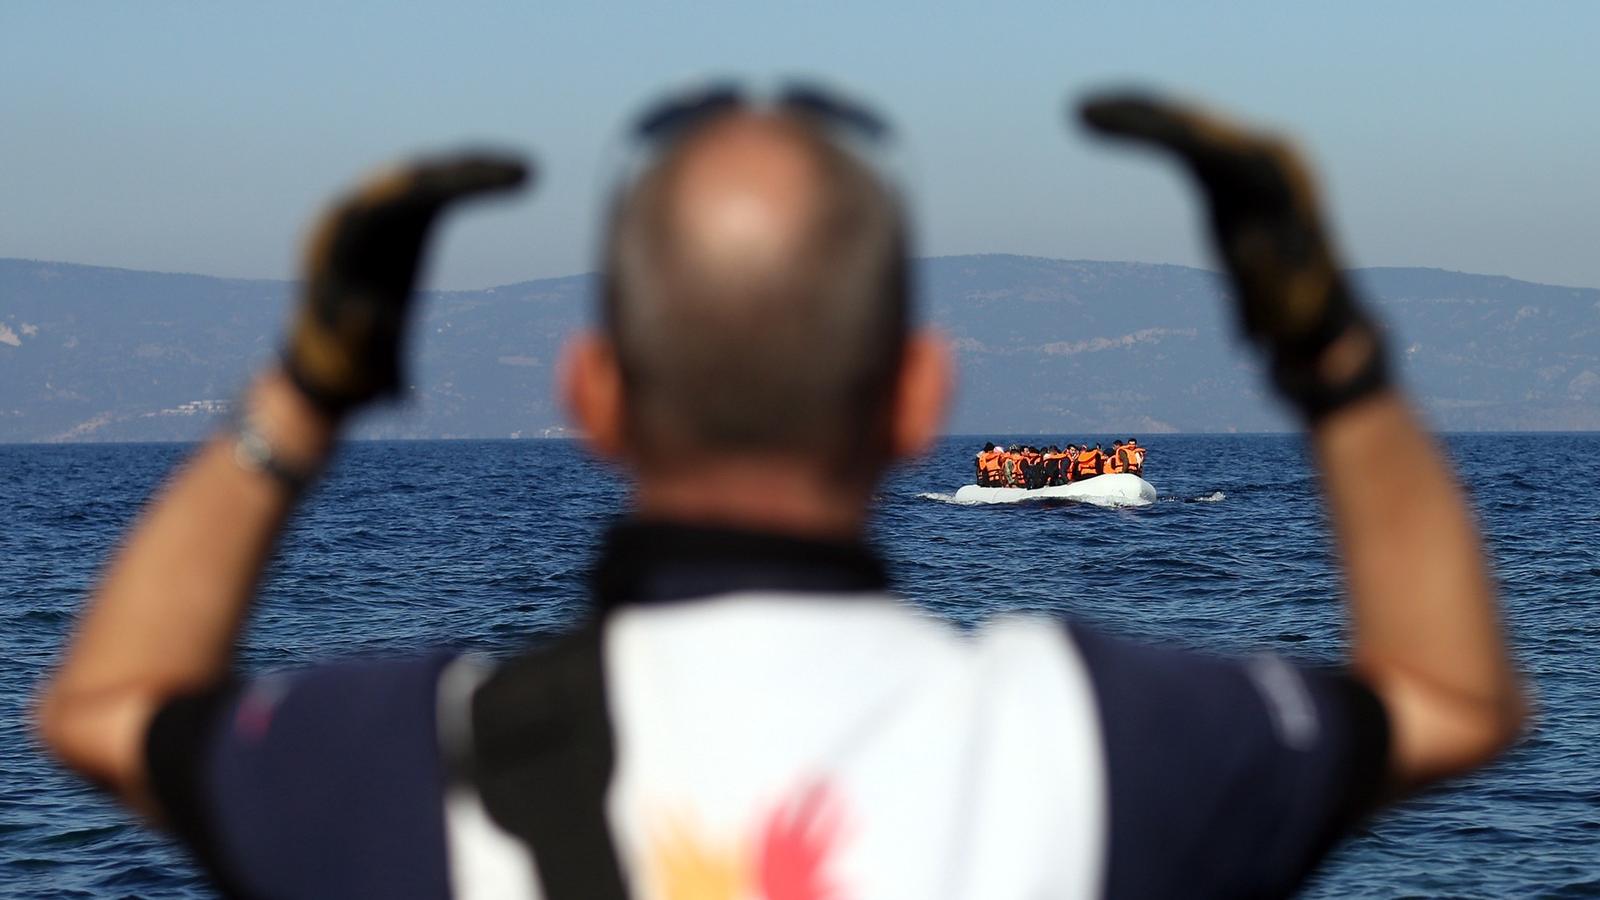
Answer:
[
  {"xmin": 1471, "ymin": 685, "xmax": 1532, "ymax": 765},
  {"xmin": 1389, "ymin": 679, "xmax": 1532, "ymax": 791},
  {"xmin": 33, "ymin": 685, "xmax": 100, "ymax": 778},
  {"xmin": 31, "ymin": 682, "xmax": 154, "ymax": 798}
]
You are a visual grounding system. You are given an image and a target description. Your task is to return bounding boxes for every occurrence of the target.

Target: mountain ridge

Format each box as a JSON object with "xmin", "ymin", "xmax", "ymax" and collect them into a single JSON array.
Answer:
[{"xmin": 3, "ymin": 254, "xmax": 1596, "ymax": 441}]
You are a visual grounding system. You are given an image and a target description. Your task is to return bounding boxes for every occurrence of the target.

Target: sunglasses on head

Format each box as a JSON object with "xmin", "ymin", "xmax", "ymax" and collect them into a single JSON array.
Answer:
[{"xmin": 630, "ymin": 81, "xmax": 893, "ymax": 149}]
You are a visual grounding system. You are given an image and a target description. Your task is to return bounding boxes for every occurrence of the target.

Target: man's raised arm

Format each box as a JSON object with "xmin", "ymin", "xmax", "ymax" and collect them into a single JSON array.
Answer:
[
  {"xmin": 1317, "ymin": 390, "xmax": 1524, "ymax": 788},
  {"xmin": 1079, "ymin": 93, "xmax": 1525, "ymax": 793},
  {"xmin": 33, "ymin": 155, "xmax": 528, "ymax": 811}
]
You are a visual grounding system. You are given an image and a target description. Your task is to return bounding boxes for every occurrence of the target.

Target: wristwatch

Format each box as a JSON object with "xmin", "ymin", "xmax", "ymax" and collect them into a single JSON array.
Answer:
[{"xmin": 231, "ymin": 413, "xmax": 319, "ymax": 496}]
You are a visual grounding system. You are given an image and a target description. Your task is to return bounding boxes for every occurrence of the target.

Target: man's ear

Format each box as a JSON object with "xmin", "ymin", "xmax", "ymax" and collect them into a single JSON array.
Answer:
[
  {"xmin": 890, "ymin": 328, "xmax": 953, "ymax": 462},
  {"xmin": 558, "ymin": 331, "xmax": 628, "ymax": 461}
]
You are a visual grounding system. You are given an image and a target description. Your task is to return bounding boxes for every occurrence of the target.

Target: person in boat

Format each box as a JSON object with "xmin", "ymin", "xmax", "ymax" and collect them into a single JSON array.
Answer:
[
  {"xmin": 1022, "ymin": 445, "xmax": 1046, "ymax": 489},
  {"xmin": 1105, "ymin": 440, "xmax": 1126, "ymax": 474},
  {"xmin": 1042, "ymin": 445, "xmax": 1066, "ymax": 486},
  {"xmin": 975, "ymin": 441, "xmax": 998, "ymax": 486},
  {"xmin": 1123, "ymin": 438, "xmax": 1146, "ymax": 476},
  {"xmin": 1063, "ymin": 443, "xmax": 1081, "ymax": 483},
  {"xmin": 985, "ymin": 442, "xmax": 1006, "ymax": 486},
  {"xmin": 1074, "ymin": 442, "xmax": 1104, "ymax": 480},
  {"xmin": 982, "ymin": 442, "xmax": 1007, "ymax": 486},
  {"xmin": 37, "ymin": 86, "xmax": 1524, "ymax": 900}
]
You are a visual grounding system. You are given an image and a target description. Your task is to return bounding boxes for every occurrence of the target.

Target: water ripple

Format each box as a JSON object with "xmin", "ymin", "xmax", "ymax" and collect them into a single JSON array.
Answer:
[{"xmin": 1, "ymin": 435, "xmax": 1596, "ymax": 897}]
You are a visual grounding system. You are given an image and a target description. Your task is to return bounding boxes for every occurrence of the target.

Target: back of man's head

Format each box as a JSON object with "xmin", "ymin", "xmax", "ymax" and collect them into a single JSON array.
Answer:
[{"xmin": 602, "ymin": 111, "xmax": 909, "ymax": 479}]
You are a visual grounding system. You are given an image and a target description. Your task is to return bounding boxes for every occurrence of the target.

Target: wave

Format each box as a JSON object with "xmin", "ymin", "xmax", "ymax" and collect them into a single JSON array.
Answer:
[
  {"xmin": 915, "ymin": 492, "xmax": 982, "ymax": 506},
  {"xmin": 1159, "ymin": 490, "xmax": 1226, "ymax": 504}
]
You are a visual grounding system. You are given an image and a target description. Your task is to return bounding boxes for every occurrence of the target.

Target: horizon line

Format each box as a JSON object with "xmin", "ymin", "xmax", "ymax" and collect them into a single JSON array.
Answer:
[
  {"xmin": 7, "ymin": 428, "xmax": 1598, "ymax": 449},
  {"xmin": 4, "ymin": 253, "xmax": 1597, "ymax": 296}
]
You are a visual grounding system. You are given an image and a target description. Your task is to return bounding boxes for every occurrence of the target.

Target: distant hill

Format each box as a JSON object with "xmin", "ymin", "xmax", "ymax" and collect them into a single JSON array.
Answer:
[{"xmin": 1, "ymin": 255, "xmax": 1596, "ymax": 442}]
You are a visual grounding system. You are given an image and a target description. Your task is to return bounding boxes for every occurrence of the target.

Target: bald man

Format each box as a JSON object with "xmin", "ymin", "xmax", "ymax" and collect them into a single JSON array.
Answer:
[{"xmin": 39, "ymin": 87, "xmax": 1522, "ymax": 899}]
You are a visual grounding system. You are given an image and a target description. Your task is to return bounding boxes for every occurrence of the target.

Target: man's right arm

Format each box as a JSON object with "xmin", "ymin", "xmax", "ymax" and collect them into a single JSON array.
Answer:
[
  {"xmin": 1078, "ymin": 92, "xmax": 1525, "ymax": 795},
  {"xmin": 1314, "ymin": 391, "xmax": 1524, "ymax": 790},
  {"xmin": 34, "ymin": 153, "xmax": 529, "ymax": 816}
]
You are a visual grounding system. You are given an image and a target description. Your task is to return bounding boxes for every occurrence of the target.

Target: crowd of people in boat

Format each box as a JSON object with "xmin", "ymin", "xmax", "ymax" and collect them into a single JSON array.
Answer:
[{"xmin": 974, "ymin": 439, "xmax": 1146, "ymax": 489}]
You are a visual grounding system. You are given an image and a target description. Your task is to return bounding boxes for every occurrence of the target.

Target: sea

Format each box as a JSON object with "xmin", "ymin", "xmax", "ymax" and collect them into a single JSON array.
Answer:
[{"xmin": 2, "ymin": 434, "xmax": 1597, "ymax": 898}]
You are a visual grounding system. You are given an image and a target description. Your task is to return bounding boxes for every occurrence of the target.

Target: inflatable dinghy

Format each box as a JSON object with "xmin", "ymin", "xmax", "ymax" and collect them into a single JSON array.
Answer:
[{"xmin": 952, "ymin": 473, "xmax": 1157, "ymax": 507}]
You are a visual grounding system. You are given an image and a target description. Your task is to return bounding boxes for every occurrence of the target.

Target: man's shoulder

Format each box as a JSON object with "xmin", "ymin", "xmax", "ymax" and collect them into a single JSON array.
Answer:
[
  {"xmin": 1059, "ymin": 624, "xmax": 1391, "ymax": 897},
  {"xmin": 145, "ymin": 652, "xmax": 464, "ymax": 897},
  {"xmin": 150, "ymin": 651, "xmax": 461, "ymax": 784}
]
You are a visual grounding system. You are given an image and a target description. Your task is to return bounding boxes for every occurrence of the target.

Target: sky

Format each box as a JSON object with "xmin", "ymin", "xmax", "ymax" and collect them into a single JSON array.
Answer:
[{"xmin": 4, "ymin": 1, "xmax": 1599, "ymax": 291}]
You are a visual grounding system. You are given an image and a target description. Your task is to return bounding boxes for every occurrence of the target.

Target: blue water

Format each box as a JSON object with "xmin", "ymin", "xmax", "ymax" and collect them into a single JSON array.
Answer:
[{"xmin": 3, "ymin": 435, "xmax": 1598, "ymax": 897}]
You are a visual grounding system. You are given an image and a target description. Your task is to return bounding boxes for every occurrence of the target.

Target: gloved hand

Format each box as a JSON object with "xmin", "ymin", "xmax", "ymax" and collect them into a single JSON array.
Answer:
[
  {"xmin": 284, "ymin": 153, "xmax": 529, "ymax": 414},
  {"xmin": 1077, "ymin": 92, "xmax": 1389, "ymax": 423}
]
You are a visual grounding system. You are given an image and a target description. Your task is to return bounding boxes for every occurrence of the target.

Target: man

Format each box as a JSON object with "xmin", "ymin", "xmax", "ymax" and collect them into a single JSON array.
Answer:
[
  {"xmin": 982, "ymin": 441, "xmax": 1005, "ymax": 486},
  {"xmin": 1075, "ymin": 442, "xmax": 1104, "ymax": 480},
  {"xmin": 1105, "ymin": 440, "xmax": 1127, "ymax": 474},
  {"xmin": 1021, "ymin": 444, "xmax": 1045, "ymax": 489},
  {"xmin": 37, "ymin": 87, "xmax": 1523, "ymax": 898},
  {"xmin": 976, "ymin": 441, "xmax": 997, "ymax": 485},
  {"xmin": 1003, "ymin": 443, "xmax": 1025, "ymax": 487},
  {"xmin": 1064, "ymin": 443, "xmax": 1081, "ymax": 483},
  {"xmin": 1042, "ymin": 445, "xmax": 1066, "ymax": 487},
  {"xmin": 1123, "ymin": 438, "xmax": 1145, "ymax": 477},
  {"xmin": 987, "ymin": 442, "xmax": 1007, "ymax": 486}
]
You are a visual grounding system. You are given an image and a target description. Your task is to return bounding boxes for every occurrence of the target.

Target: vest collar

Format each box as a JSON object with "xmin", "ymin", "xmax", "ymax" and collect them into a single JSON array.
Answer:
[{"xmin": 590, "ymin": 519, "xmax": 890, "ymax": 612}]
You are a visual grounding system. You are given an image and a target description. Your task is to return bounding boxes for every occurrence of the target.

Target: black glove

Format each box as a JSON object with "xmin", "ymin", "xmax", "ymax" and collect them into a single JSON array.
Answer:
[
  {"xmin": 1077, "ymin": 92, "xmax": 1389, "ymax": 423},
  {"xmin": 284, "ymin": 153, "xmax": 530, "ymax": 414}
]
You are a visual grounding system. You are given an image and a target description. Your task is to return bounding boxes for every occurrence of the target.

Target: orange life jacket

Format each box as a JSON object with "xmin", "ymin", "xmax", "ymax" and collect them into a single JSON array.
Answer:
[
  {"xmin": 979, "ymin": 451, "xmax": 1003, "ymax": 482},
  {"xmin": 1106, "ymin": 448, "xmax": 1127, "ymax": 474},
  {"xmin": 1002, "ymin": 453, "xmax": 1022, "ymax": 486},
  {"xmin": 1075, "ymin": 449, "xmax": 1102, "ymax": 477},
  {"xmin": 1126, "ymin": 446, "xmax": 1145, "ymax": 473}
]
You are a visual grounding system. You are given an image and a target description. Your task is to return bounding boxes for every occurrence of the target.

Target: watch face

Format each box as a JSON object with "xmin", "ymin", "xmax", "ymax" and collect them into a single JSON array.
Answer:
[
  {"xmin": 235, "ymin": 428, "xmax": 273, "ymax": 470},
  {"xmin": 231, "ymin": 421, "xmax": 312, "ymax": 493}
]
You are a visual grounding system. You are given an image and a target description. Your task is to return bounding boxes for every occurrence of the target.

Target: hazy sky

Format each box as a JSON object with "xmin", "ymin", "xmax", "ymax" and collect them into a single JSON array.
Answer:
[{"xmin": 4, "ymin": 2, "xmax": 1598, "ymax": 290}]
